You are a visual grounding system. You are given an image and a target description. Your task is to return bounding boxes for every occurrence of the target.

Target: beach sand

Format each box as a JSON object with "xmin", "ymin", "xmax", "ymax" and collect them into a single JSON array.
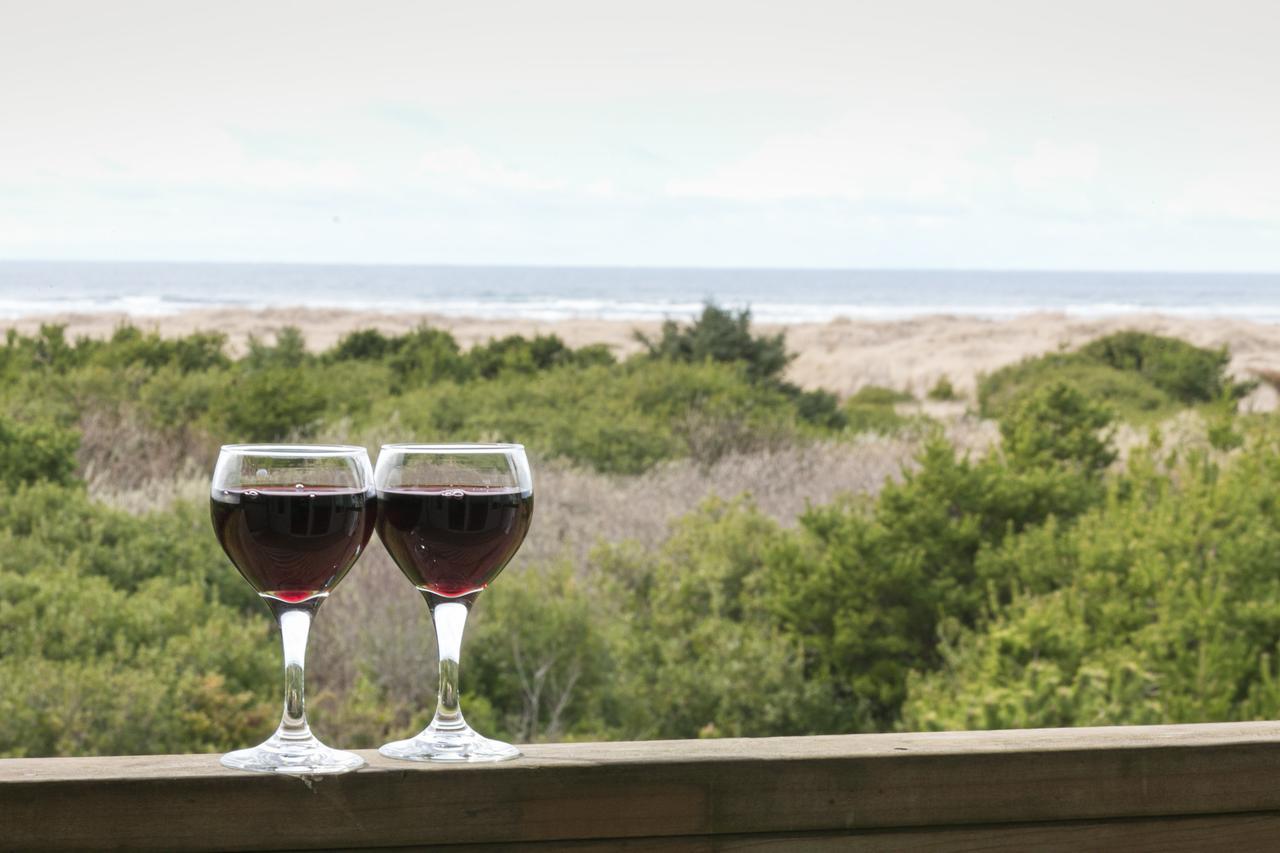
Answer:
[{"xmin": 8, "ymin": 308, "xmax": 1280, "ymax": 408}]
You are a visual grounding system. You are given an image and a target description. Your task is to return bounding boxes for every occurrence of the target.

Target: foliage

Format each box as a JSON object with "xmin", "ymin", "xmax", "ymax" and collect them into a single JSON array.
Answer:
[
  {"xmin": 979, "ymin": 331, "xmax": 1253, "ymax": 422},
  {"xmin": 0, "ymin": 481, "xmax": 274, "ymax": 756},
  {"xmin": 849, "ymin": 385, "xmax": 914, "ymax": 406},
  {"xmin": 999, "ymin": 382, "xmax": 1115, "ymax": 474},
  {"xmin": 366, "ymin": 360, "xmax": 807, "ymax": 474},
  {"xmin": 598, "ymin": 499, "xmax": 851, "ymax": 738},
  {"xmin": 1078, "ymin": 330, "xmax": 1252, "ymax": 404},
  {"xmin": 843, "ymin": 385, "xmax": 912, "ymax": 435},
  {"xmin": 0, "ymin": 311, "xmax": 852, "ymax": 474},
  {"xmin": 763, "ymin": 385, "xmax": 1116, "ymax": 725},
  {"xmin": 0, "ymin": 315, "xmax": 1271, "ymax": 758},
  {"xmin": 466, "ymin": 561, "xmax": 614, "ymax": 742},
  {"xmin": 902, "ymin": 427, "xmax": 1280, "ymax": 731},
  {"xmin": 980, "ymin": 355, "xmax": 1168, "ymax": 421},
  {"xmin": 927, "ymin": 375, "xmax": 958, "ymax": 401},
  {"xmin": 0, "ymin": 415, "xmax": 79, "ymax": 489},
  {"xmin": 637, "ymin": 304, "xmax": 791, "ymax": 383}
]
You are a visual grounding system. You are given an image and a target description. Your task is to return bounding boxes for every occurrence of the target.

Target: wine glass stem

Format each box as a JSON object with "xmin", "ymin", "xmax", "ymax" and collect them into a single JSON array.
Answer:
[
  {"xmin": 431, "ymin": 600, "xmax": 469, "ymax": 731},
  {"xmin": 276, "ymin": 606, "xmax": 314, "ymax": 740}
]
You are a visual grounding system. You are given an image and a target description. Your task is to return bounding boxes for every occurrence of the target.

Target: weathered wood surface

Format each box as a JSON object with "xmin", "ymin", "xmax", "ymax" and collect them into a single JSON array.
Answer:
[{"xmin": 4, "ymin": 722, "xmax": 1280, "ymax": 851}]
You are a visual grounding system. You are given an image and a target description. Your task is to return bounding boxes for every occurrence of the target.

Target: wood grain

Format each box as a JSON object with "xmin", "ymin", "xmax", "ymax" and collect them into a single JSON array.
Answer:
[{"xmin": 4, "ymin": 722, "xmax": 1280, "ymax": 851}]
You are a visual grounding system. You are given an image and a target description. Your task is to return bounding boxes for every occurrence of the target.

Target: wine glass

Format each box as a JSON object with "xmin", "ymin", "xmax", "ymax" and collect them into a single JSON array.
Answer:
[
  {"xmin": 374, "ymin": 443, "xmax": 534, "ymax": 762},
  {"xmin": 210, "ymin": 444, "xmax": 376, "ymax": 774}
]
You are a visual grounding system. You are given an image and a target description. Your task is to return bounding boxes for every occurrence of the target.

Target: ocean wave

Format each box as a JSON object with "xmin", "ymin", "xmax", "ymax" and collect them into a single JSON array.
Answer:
[
  {"xmin": 5, "ymin": 295, "xmax": 1280, "ymax": 323},
  {"xmin": 3, "ymin": 263, "xmax": 1279, "ymax": 323}
]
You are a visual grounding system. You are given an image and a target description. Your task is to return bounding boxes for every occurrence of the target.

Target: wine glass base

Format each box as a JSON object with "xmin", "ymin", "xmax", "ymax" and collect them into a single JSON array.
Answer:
[
  {"xmin": 379, "ymin": 725, "xmax": 521, "ymax": 763},
  {"xmin": 221, "ymin": 732, "xmax": 366, "ymax": 775}
]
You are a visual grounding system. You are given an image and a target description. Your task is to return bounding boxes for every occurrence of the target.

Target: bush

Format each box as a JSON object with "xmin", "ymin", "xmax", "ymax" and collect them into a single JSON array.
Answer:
[
  {"xmin": 601, "ymin": 498, "xmax": 851, "ymax": 738},
  {"xmin": 466, "ymin": 561, "xmax": 614, "ymax": 742},
  {"xmin": 979, "ymin": 332, "xmax": 1252, "ymax": 423},
  {"xmin": 327, "ymin": 328, "xmax": 399, "ymax": 362},
  {"xmin": 638, "ymin": 303, "xmax": 792, "ymax": 383},
  {"xmin": 1078, "ymin": 331, "xmax": 1251, "ymax": 404},
  {"xmin": 849, "ymin": 385, "xmax": 914, "ymax": 406},
  {"xmin": 0, "ymin": 415, "xmax": 79, "ymax": 489},
  {"xmin": 902, "ymin": 428, "xmax": 1280, "ymax": 731},
  {"xmin": 245, "ymin": 326, "xmax": 310, "ymax": 371},
  {"xmin": 764, "ymin": 386, "xmax": 1116, "ymax": 726},
  {"xmin": 86, "ymin": 326, "xmax": 229, "ymax": 373},
  {"xmin": 387, "ymin": 326, "xmax": 470, "ymax": 389},
  {"xmin": 999, "ymin": 382, "xmax": 1115, "ymax": 474},
  {"xmin": 12, "ymin": 310, "xmax": 1273, "ymax": 757},
  {"xmin": 979, "ymin": 354, "xmax": 1171, "ymax": 421},
  {"xmin": 842, "ymin": 386, "xmax": 912, "ymax": 435},
  {"xmin": 468, "ymin": 334, "xmax": 614, "ymax": 379},
  {"xmin": 0, "ymin": 482, "xmax": 273, "ymax": 756},
  {"xmin": 215, "ymin": 366, "xmax": 327, "ymax": 442},
  {"xmin": 927, "ymin": 375, "xmax": 958, "ymax": 401},
  {"xmin": 788, "ymin": 387, "xmax": 847, "ymax": 430},
  {"xmin": 365, "ymin": 360, "xmax": 806, "ymax": 474}
]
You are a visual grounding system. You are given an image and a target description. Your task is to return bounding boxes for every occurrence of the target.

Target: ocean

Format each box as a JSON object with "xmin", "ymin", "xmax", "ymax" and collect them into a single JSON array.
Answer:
[{"xmin": 1, "ymin": 262, "xmax": 1278, "ymax": 324}]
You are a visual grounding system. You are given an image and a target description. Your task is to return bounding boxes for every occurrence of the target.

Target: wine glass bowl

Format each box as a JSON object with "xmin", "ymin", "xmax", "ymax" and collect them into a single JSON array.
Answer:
[
  {"xmin": 374, "ymin": 443, "xmax": 534, "ymax": 762},
  {"xmin": 210, "ymin": 444, "xmax": 375, "ymax": 775}
]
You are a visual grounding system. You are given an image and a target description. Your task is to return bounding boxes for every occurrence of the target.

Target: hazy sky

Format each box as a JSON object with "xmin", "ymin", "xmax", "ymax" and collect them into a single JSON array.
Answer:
[{"xmin": 2, "ymin": 1, "xmax": 1277, "ymax": 269}]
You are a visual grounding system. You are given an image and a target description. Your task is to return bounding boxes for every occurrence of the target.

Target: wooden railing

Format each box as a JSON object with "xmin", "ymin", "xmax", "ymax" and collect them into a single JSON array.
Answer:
[{"xmin": 5, "ymin": 722, "xmax": 1280, "ymax": 851}]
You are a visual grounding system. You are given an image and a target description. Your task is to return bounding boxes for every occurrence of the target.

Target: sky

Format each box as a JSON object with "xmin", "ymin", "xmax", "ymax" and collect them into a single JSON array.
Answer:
[{"xmin": 1, "ymin": 0, "xmax": 1277, "ymax": 270}]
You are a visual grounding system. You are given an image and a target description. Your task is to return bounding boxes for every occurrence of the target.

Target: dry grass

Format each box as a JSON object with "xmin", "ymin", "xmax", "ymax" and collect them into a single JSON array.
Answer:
[
  {"xmin": 518, "ymin": 435, "xmax": 914, "ymax": 565},
  {"xmin": 79, "ymin": 415, "xmax": 994, "ymax": 718},
  {"xmin": 308, "ymin": 540, "xmax": 435, "ymax": 718},
  {"xmin": 304, "ymin": 427, "xmax": 1003, "ymax": 710},
  {"xmin": 306, "ymin": 434, "xmax": 928, "ymax": 710},
  {"xmin": 78, "ymin": 406, "xmax": 216, "ymax": 505}
]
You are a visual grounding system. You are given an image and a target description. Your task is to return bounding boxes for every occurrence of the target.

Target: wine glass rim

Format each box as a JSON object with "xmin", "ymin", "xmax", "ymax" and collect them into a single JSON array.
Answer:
[
  {"xmin": 219, "ymin": 443, "xmax": 369, "ymax": 457},
  {"xmin": 380, "ymin": 442, "xmax": 525, "ymax": 453}
]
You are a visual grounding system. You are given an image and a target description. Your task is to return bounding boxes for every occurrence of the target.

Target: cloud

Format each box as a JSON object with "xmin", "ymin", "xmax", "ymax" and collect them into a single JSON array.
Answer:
[
  {"xmin": 417, "ymin": 146, "xmax": 565, "ymax": 193},
  {"xmin": 0, "ymin": 121, "xmax": 364, "ymax": 194},
  {"xmin": 1166, "ymin": 172, "xmax": 1280, "ymax": 226},
  {"xmin": 664, "ymin": 115, "xmax": 983, "ymax": 204},
  {"xmin": 1005, "ymin": 141, "xmax": 1103, "ymax": 218},
  {"xmin": 1012, "ymin": 142, "xmax": 1100, "ymax": 190}
]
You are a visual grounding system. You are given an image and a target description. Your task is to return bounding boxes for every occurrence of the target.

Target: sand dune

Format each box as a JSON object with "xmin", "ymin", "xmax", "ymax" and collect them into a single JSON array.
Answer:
[{"xmin": 8, "ymin": 308, "xmax": 1279, "ymax": 407}]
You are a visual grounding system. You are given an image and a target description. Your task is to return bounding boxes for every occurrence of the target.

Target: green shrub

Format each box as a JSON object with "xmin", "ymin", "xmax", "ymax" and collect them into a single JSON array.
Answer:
[
  {"xmin": 0, "ymin": 483, "xmax": 273, "ymax": 756},
  {"xmin": 849, "ymin": 385, "xmax": 913, "ymax": 406},
  {"xmin": 327, "ymin": 328, "xmax": 399, "ymax": 362},
  {"xmin": 999, "ymin": 382, "xmax": 1115, "ymax": 474},
  {"xmin": 467, "ymin": 333, "xmax": 614, "ymax": 379},
  {"xmin": 840, "ymin": 386, "xmax": 914, "ymax": 435},
  {"xmin": 979, "ymin": 332, "xmax": 1251, "ymax": 423},
  {"xmin": 0, "ymin": 415, "xmax": 79, "ymax": 489},
  {"xmin": 902, "ymin": 429, "xmax": 1280, "ymax": 732},
  {"xmin": 466, "ymin": 561, "xmax": 614, "ymax": 742},
  {"xmin": 927, "ymin": 375, "xmax": 958, "ymax": 401},
  {"xmin": 637, "ymin": 303, "xmax": 792, "ymax": 383},
  {"xmin": 787, "ymin": 387, "xmax": 846, "ymax": 430},
  {"xmin": 764, "ymin": 385, "xmax": 1116, "ymax": 726},
  {"xmin": 387, "ymin": 325, "xmax": 469, "ymax": 389},
  {"xmin": 980, "ymin": 353, "xmax": 1170, "ymax": 421},
  {"xmin": 1079, "ymin": 331, "xmax": 1251, "ymax": 404},
  {"xmin": 365, "ymin": 360, "xmax": 804, "ymax": 473},
  {"xmin": 842, "ymin": 404, "xmax": 906, "ymax": 435},
  {"xmin": 214, "ymin": 366, "xmax": 327, "ymax": 442},
  {"xmin": 86, "ymin": 326, "xmax": 230, "ymax": 373},
  {"xmin": 601, "ymin": 498, "xmax": 851, "ymax": 738},
  {"xmin": 245, "ymin": 326, "xmax": 310, "ymax": 371},
  {"xmin": 10, "ymin": 310, "xmax": 1272, "ymax": 756}
]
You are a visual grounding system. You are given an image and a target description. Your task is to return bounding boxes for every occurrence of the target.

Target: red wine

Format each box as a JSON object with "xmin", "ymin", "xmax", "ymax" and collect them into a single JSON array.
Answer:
[
  {"xmin": 211, "ymin": 486, "xmax": 376, "ymax": 603},
  {"xmin": 376, "ymin": 486, "xmax": 533, "ymax": 598}
]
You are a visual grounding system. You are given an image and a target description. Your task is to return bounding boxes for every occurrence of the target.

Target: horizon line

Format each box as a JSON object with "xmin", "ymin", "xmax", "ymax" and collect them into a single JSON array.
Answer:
[{"xmin": 2, "ymin": 258, "xmax": 1279, "ymax": 277}]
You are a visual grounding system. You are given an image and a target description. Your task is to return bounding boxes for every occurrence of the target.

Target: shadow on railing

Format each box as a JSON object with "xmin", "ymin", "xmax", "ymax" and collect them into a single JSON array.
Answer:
[{"xmin": 5, "ymin": 722, "xmax": 1280, "ymax": 851}]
